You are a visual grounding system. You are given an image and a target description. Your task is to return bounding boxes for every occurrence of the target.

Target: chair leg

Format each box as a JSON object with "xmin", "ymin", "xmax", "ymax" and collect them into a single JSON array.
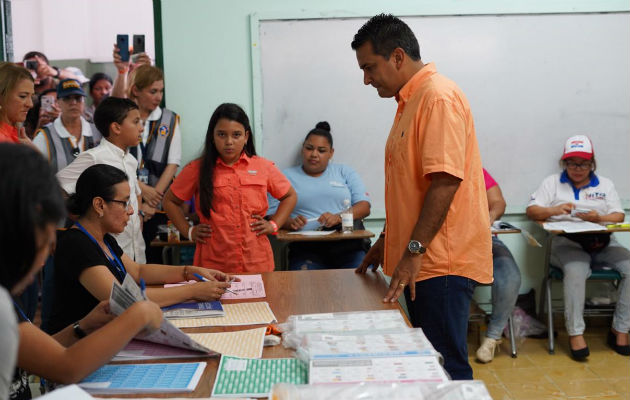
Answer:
[
  {"xmin": 508, "ymin": 316, "xmax": 517, "ymax": 358},
  {"xmin": 546, "ymin": 277, "xmax": 555, "ymax": 354}
]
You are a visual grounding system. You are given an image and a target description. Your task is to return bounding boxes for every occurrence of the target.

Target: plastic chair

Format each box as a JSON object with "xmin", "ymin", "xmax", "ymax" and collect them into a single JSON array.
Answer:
[{"xmin": 539, "ymin": 264, "xmax": 621, "ymax": 354}]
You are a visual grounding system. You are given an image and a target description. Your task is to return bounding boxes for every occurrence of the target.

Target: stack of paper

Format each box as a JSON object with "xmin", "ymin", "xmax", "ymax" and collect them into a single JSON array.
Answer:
[
  {"xmin": 79, "ymin": 362, "xmax": 206, "ymax": 394},
  {"xmin": 170, "ymin": 302, "xmax": 276, "ymax": 328},
  {"xmin": 543, "ymin": 220, "xmax": 608, "ymax": 233},
  {"xmin": 211, "ymin": 356, "xmax": 307, "ymax": 398}
]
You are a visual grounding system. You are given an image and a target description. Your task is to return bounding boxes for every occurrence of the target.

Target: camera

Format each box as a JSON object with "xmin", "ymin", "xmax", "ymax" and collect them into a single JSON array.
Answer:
[{"xmin": 25, "ymin": 60, "xmax": 38, "ymax": 70}]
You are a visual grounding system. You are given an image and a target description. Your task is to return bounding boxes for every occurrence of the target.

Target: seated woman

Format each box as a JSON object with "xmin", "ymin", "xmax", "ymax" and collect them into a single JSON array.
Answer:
[
  {"xmin": 163, "ymin": 103, "xmax": 297, "ymax": 273},
  {"xmin": 273, "ymin": 121, "xmax": 371, "ymax": 270},
  {"xmin": 526, "ymin": 135, "xmax": 630, "ymax": 360},
  {"xmin": 0, "ymin": 144, "xmax": 163, "ymax": 399},
  {"xmin": 48, "ymin": 164, "xmax": 232, "ymax": 335}
]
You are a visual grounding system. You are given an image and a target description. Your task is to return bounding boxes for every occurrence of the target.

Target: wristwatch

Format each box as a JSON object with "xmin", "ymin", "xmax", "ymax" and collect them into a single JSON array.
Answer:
[
  {"xmin": 73, "ymin": 321, "xmax": 87, "ymax": 338},
  {"xmin": 408, "ymin": 240, "xmax": 426, "ymax": 255}
]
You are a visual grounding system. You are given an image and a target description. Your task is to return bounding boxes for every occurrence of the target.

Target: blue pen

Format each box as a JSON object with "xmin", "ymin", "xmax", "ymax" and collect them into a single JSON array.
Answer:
[
  {"xmin": 193, "ymin": 273, "xmax": 237, "ymax": 295},
  {"xmin": 139, "ymin": 278, "xmax": 148, "ymax": 300}
]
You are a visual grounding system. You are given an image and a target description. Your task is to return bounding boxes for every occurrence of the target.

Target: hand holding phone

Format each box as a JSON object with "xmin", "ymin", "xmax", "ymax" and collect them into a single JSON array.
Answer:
[
  {"xmin": 40, "ymin": 95, "xmax": 55, "ymax": 113},
  {"xmin": 116, "ymin": 34, "xmax": 130, "ymax": 62},
  {"xmin": 571, "ymin": 208, "xmax": 590, "ymax": 216}
]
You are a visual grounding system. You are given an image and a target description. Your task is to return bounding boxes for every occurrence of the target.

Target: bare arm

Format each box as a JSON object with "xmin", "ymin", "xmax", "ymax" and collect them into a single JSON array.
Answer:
[
  {"xmin": 163, "ymin": 189, "xmax": 189, "ymax": 237},
  {"xmin": 486, "ymin": 185, "xmax": 506, "ymax": 225},
  {"xmin": 384, "ymin": 172, "xmax": 461, "ymax": 302},
  {"xmin": 155, "ymin": 164, "xmax": 178, "ymax": 194},
  {"xmin": 17, "ymin": 301, "xmax": 162, "ymax": 384},
  {"xmin": 269, "ymin": 187, "xmax": 297, "ymax": 228}
]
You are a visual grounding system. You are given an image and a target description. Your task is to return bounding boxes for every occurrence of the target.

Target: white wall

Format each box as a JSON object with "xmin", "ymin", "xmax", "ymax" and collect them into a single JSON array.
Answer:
[{"xmin": 11, "ymin": 0, "xmax": 154, "ymax": 62}]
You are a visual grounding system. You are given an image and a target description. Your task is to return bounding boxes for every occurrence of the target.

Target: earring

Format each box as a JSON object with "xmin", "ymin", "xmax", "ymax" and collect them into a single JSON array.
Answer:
[{"xmin": 98, "ymin": 213, "xmax": 104, "ymax": 218}]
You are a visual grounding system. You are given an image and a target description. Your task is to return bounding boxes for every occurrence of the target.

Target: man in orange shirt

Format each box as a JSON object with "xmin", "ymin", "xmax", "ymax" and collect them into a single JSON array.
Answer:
[{"xmin": 353, "ymin": 14, "xmax": 492, "ymax": 380}]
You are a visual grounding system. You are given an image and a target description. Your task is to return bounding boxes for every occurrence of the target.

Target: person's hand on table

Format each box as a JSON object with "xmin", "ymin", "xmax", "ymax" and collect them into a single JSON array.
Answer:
[
  {"xmin": 575, "ymin": 209, "xmax": 600, "ymax": 223},
  {"xmin": 552, "ymin": 203, "xmax": 574, "ymax": 216},
  {"xmin": 250, "ymin": 215, "xmax": 274, "ymax": 236},
  {"xmin": 189, "ymin": 224, "xmax": 212, "ymax": 244},
  {"xmin": 142, "ymin": 185, "xmax": 163, "ymax": 208},
  {"xmin": 286, "ymin": 215, "xmax": 307, "ymax": 231},
  {"xmin": 318, "ymin": 212, "xmax": 341, "ymax": 228},
  {"xmin": 78, "ymin": 300, "xmax": 115, "ymax": 334},
  {"xmin": 191, "ymin": 280, "xmax": 231, "ymax": 301},
  {"xmin": 205, "ymin": 269, "xmax": 241, "ymax": 283},
  {"xmin": 383, "ymin": 254, "xmax": 422, "ymax": 303},
  {"xmin": 355, "ymin": 237, "xmax": 384, "ymax": 274}
]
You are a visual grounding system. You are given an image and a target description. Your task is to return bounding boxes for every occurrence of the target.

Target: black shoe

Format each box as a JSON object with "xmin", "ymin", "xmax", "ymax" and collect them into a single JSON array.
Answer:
[
  {"xmin": 569, "ymin": 343, "xmax": 589, "ymax": 361},
  {"xmin": 607, "ymin": 331, "xmax": 630, "ymax": 356}
]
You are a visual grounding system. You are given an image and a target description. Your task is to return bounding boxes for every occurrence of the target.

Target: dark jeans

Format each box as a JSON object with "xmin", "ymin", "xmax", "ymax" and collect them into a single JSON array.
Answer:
[
  {"xmin": 288, "ymin": 239, "xmax": 367, "ymax": 270},
  {"xmin": 405, "ymin": 275, "xmax": 477, "ymax": 380}
]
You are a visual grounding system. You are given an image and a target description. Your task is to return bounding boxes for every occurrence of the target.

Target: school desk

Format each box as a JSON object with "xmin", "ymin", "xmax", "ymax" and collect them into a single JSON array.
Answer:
[
  {"xmin": 96, "ymin": 269, "xmax": 407, "ymax": 398},
  {"xmin": 276, "ymin": 229, "xmax": 375, "ymax": 242}
]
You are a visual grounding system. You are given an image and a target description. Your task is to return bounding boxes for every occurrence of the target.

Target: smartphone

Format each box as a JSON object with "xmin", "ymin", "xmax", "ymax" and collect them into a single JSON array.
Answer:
[
  {"xmin": 25, "ymin": 60, "xmax": 38, "ymax": 70},
  {"xmin": 132, "ymin": 34, "xmax": 145, "ymax": 54},
  {"xmin": 571, "ymin": 208, "xmax": 590, "ymax": 216},
  {"xmin": 116, "ymin": 34, "xmax": 129, "ymax": 62},
  {"xmin": 41, "ymin": 95, "xmax": 55, "ymax": 113}
]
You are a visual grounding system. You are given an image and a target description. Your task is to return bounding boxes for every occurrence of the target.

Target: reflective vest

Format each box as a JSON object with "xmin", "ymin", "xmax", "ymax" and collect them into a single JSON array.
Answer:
[
  {"xmin": 39, "ymin": 122, "xmax": 102, "ymax": 172},
  {"xmin": 131, "ymin": 108, "xmax": 178, "ymax": 186}
]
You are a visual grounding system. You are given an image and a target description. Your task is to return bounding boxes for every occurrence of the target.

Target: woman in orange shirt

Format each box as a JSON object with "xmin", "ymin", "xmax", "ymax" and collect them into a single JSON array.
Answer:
[
  {"xmin": 0, "ymin": 62, "xmax": 35, "ymax": 144},
  {"xmin": 164, "ymin": 103, "xmax": 297, "ymax": 273}
]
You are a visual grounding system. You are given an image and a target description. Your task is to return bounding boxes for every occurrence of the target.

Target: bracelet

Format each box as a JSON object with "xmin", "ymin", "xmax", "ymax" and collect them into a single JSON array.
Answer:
[
  {"xmin": 73, "ymin": 321, "xmax": 87, "ymax": 338},
  {"xmin": 269, "ymin": 220, "xmax": 279, "ymax": 235},
  {"xmin": 183, "ymin": 265, "xmax": 189, "ymax": 281},
  {"xmin": 188, "ymin": 225, "xmax": 194, "ymax": 241}
]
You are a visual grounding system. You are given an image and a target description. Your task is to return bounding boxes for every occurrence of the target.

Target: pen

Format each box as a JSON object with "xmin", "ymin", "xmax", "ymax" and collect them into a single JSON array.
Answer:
[
  {"xmin": 139, "ymin": 278, "xmax": 148, "ymax": 300},
  {"xmin": 193, "ymin": 273, "xmax": 237, "ymax": 295}
]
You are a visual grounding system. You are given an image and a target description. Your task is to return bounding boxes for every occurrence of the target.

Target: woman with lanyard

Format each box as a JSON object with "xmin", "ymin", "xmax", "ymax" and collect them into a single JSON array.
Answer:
[
  {"xmin": 527, "ymin": 135, "xmax": 630, "ymax": 360},
  {"xmin": 0, "ymin": 62, "xmax": 35, "ymax": 145},
  {"xmin": 125, "ymin": 62, "xmax": 182, "ymax": 263},
  {"xmin": 0, "ymin": 144, "xmax": 163, "ymax": 400},
  {"xmin": 47, "ymin": 164, "xmax": 233, "ymax": 335},
  {"xmin": 32, "ymin": 79, "xmax": 101, "ymax": 172}
]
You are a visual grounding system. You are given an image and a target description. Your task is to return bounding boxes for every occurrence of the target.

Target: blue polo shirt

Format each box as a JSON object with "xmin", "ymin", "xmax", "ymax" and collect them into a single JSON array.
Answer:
[{"xmin": 268, "ymin": 163, "xmax": 370, "ymax": 231}]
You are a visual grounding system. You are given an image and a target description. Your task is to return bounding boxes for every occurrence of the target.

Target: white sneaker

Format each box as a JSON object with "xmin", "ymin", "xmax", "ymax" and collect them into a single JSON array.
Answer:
[{"xmin": 476, "ymin": 337, "xmax": 501, "ymax": 363}]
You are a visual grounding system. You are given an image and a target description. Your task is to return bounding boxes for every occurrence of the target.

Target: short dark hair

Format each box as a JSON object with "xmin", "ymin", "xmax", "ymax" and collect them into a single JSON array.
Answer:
[
  {"xmin": 351, "ymin": 14, "xmax": 421, "ymax": 61},
  {"xmin": 198, "ymin": 103, "xmax": 256, "ymax": 218},
  {"xmin": 304, "ymin": 121, "xmax": 333, "ymax": 148},
  {"xmin": 23, "ymin": 51, "xmax": 49, "ymax": 64},
  {"xmin": 67, "ymin": 164, "xmax": 128, "ymax": 216},
  {"xmin": 93, "ymin": 97, "xmax": 138, "ymax": 137},
  {"xmin": 0, "ymin": 144, "xmax": 65, "ymax": 291},
  {"xmin": 89, "ymin": 72, "xmax": 113, "ymax": 93}
]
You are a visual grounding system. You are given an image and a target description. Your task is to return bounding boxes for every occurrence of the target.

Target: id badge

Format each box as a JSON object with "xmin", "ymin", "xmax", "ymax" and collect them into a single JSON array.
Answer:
[{"xmin": 138, "ymin": 168, "xmax": 149, "ymax": 184}]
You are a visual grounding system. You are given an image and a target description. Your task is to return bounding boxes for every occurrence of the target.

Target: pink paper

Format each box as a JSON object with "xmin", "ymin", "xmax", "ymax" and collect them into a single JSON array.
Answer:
[{"xmin": 163, "ymin": 274, "xmax": 266, "ymax": 299}]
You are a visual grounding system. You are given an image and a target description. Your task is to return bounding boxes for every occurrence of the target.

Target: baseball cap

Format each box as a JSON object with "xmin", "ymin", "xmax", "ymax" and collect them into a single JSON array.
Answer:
[
  {"xmin": 561, "ymin": 135, "xmax": 593, "ymax": 160},
  {"xmin": 57, "ymin": 79, "xmax": 86, "ymax": 99}
]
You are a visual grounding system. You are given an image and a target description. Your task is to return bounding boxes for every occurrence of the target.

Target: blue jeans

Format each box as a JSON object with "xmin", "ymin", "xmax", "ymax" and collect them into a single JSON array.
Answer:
[
  {"xmin": 289, "ymin": 248, "xmax": 366, "ymax": 270},
  {"xmin": 487, "ymin": 237, "xmax": 522, "ymax": 339},
  {"xmin": 405, "ymin": 275, "xmax": 477, "ymax": 380}
]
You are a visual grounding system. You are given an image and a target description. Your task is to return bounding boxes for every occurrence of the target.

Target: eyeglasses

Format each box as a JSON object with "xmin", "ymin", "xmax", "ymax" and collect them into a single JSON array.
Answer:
[
  {"xmin": 565, "ymin": 161, "xmax": 592, "ymax": 171},
  {"xmin": 60, "ymin": 95, "xmax": 84, "ymax": 104},
  {"xmin": 106, "ymin": 199, "xmax": 131, "ymax": 208}
]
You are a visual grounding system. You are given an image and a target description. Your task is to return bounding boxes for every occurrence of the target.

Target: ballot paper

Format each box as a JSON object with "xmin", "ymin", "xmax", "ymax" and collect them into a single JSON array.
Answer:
[
  {"xmin": 542, "ymin": 220, "xmax": 608, "ymax": 233},
  {"xmin": 170, "ymin": 302, "xmax": 277, "ymax": 328},
  {"xmin": 109, "ymin": 275, "xmax": 209, "ymax": 353},
  {"xmin": 221, "ymin": 274, "xmax": 266, "ymax": 300}
]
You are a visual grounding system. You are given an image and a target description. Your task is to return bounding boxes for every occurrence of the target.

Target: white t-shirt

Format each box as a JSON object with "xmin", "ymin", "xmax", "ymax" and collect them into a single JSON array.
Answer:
[
  {"xmin": 0, "ymin": 286, "xmax": 18, "ymax": 400},
  {"xmin": 137, "ymin": 107, "xmax": 182, "ymax": 167},
  {"xmin": 56, "ymin": 139, "xmax": 146, "ymax": 263},
  {"xmin": 527, "ymin": 172, "xmax": 623, "ymax": 221}
]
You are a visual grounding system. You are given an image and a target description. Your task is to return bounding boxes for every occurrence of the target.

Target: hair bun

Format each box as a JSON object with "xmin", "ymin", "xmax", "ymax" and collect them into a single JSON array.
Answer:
[{"xmin": 315, "ymin": 121, "xmax": 330, "ymax": 132}]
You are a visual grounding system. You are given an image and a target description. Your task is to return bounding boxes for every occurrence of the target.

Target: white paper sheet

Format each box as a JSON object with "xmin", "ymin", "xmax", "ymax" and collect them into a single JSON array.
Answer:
[{"xmin": 542, "ymin": 221, "xmax": 608, "ymax": 233}]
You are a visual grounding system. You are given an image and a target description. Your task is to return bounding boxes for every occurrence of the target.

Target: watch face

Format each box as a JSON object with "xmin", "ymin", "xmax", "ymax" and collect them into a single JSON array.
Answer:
[{"xmin": 408, "ymin": 240, "xmax": 425, "ymax": 254}]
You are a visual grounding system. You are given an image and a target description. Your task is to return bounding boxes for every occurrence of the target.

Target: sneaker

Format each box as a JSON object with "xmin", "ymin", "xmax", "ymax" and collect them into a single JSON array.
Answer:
[{"xmin": 476, "ymin": 337, "xmax": 501, "ymax": 363}]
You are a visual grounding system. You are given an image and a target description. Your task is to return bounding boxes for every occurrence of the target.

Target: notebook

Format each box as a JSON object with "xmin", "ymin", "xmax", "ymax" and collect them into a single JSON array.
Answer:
[{"xmin": 162, "ymin": 301, "xmax": 225, "ymax": 319}]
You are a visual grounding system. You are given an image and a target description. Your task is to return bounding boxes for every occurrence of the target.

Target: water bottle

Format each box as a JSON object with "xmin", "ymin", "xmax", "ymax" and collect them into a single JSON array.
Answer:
[{"xmin": 341, "ymin": 199, "xmax": 353, "ymax": 233}]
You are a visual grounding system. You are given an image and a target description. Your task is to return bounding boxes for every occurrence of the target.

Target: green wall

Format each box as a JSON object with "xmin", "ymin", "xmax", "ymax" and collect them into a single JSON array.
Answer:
[{"xmin": 159, "ymin": 0, "xmax": 630, "ymax": 302}]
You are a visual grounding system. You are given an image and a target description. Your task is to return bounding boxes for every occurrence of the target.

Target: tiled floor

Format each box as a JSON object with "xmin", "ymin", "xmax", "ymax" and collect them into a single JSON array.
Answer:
[{"xmin": 470, "ymin": 327, "xmax": 630, "ymax": 399}]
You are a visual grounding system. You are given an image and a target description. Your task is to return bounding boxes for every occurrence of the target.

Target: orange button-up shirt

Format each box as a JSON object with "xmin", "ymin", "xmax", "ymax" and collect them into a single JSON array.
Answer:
[
  {"xmin": 170, "ymin": 153, "xmax": 291, "ymax": 273},
  {"xmin": 384, "ymin": 63, "xmax": 492, "ymax": 284},
  {"xmin": 0, "ymin": 122, "xmax": 19, "ymax": 143}
]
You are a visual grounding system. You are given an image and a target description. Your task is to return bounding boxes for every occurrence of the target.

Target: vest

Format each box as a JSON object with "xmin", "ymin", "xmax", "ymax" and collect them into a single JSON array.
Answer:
[
  {"xmin": 131, "ymin": 108, "xmax": 177, "ymax": 187},
  {"xmin": 39, "ymin": 122, "xmax": 102, "ymax": 172}
]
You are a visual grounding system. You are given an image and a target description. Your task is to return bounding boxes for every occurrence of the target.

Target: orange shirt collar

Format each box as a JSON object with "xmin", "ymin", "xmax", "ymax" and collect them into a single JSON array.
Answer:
[
  {"xmin": 395, "ymin": 62, "xmax": 437, "ymax": 105},
  {"xmin": 216, "ymin": 151, "xmax": 252, "ymax": 167},
  {"xmin": 0, "ymin": 122, "xmax": 18, "ymax": 143}
]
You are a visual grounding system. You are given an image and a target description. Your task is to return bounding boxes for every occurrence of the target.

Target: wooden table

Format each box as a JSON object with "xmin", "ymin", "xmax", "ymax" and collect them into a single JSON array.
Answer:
[
  {"xmin": 276, "ymin": 229, "xmax": 374, "ymax": 242},
  {"xmin": 99, "ymin": 269, "xmax": 406, "ymax": 398},
  {"xmin": 150, "ymin": 239, "xmax": 195, "ymax": 265}
]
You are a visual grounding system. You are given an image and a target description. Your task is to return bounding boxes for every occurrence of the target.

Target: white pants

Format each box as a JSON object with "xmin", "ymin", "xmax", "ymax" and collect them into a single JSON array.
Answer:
[{"xmin": 551, "ymin": 235, "xmax": 630, "ymax": 336}]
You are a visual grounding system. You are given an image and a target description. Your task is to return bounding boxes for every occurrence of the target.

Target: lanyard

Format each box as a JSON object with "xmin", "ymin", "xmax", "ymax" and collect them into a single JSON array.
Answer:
[
  {"xmin": 12, "ymin": 299, "xmax": 31, "ymax": 323},
  {"xmin": 75, "ymin": 222, "xmax": 127, "ymax": 281}
]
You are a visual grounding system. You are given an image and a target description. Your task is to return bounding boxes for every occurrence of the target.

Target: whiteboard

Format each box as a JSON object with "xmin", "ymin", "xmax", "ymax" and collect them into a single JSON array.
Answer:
[{"xmin": 259, "ymin": 13, "xmax": 630, "ymax": 213}]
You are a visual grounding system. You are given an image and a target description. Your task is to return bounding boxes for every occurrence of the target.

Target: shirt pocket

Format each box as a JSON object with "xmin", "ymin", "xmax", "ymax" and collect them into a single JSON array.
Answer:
[
  {"xmin": 239, "ymin": 174, "xmax": 268, "ymax": 214},
  {"xmin": 211, "ymin": 175, "xmax": 234, "ymax": 220}
]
